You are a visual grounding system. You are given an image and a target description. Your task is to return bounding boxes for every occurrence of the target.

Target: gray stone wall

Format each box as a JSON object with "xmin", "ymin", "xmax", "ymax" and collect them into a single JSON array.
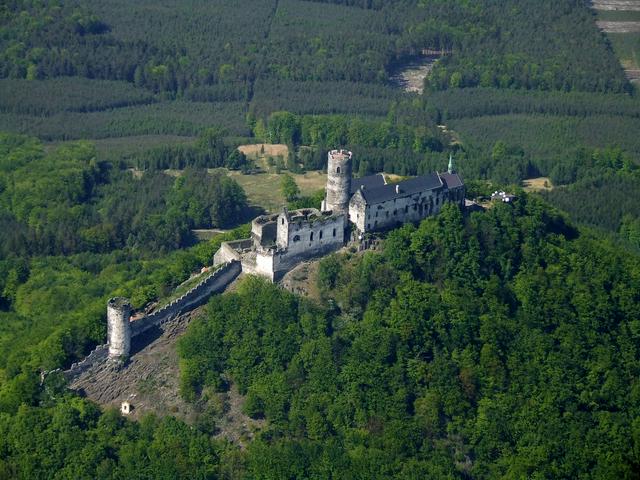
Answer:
[
  {"xmin": 324, "ymin": 150, "xmax": 352, "ymax": 214},
  {"xmin": 214, "ymin": 240, "xmax": 251, "ymax": 266},
  {"xmin": 252, "ymin": 214, "xmax": 279, "ymax": 247},
  {"xmin": 107, "ymin": 298, "xmax": 131, "ymax": 359},
  {"xmin": 350, "ymin": 185, "xmax": 465, "ymax": 233},
  {"xmin": 130, "ymin": 260, "xmax": 241, "ymax": 337},
  {"xmin": 58, "ymin": 261, "xmax": 241, "ymax": 383}
]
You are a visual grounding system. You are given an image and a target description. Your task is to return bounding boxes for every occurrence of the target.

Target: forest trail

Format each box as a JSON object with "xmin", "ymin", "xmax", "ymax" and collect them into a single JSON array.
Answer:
[{"xmin": 591, "ymin": 0, "xmax": 640, "ymax": 10}]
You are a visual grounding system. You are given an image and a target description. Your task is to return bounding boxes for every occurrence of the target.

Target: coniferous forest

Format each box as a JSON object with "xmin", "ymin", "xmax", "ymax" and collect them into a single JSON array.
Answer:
[{"xmin": 1, "ymin": 0, "xmax": 640, "ymax": 478}]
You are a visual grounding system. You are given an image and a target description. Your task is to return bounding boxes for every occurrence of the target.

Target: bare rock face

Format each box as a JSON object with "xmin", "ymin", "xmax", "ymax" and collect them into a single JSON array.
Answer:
[
  {"xmin": 70, "ymin": 309, "xmax": 200, "ymax": 421},
  {"xmin": 70, "ymin": 306, "xmax": 265, "ymax": 445}
]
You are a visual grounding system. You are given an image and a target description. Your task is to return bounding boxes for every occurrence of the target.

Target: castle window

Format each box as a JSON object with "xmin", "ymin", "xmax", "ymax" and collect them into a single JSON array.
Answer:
[
  {"xmin": 320, "ymin": 230, "xmax": 323, "ymax": 239},
  {"xmin": 310, "ymin": 232, "xmax": 314, "ymax": 241},
  {"xmin": 281, "ymin": 218, "xmax": 284, "ymax": 225},
  {"xmin": 405, "ymin": 206, "xmax": 409, "ymax": 213},
  {"xmin": 336, "ymin": 167, "xmax": 341, "ymax": 174},
  {"xmin": 293, "ymin": 235, "xmax": 300, "ymax": 242},
  {"xmin": 332, "ymin": 228, "xmax": 336, "ymax": 237}
]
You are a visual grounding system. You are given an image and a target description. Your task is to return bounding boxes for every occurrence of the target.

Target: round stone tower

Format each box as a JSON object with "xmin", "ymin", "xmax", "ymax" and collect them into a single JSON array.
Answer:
[
  {"xmin": 107, "ymin": 297, "xmax": 132, "ymax": 361},
  {"xmin": 322, "ymin": 149, "xmax": 352, "ymax": 214}
]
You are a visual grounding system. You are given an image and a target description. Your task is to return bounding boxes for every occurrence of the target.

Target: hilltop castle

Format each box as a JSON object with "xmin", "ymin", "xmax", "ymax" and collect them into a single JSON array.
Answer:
[
  {"xmin": 214, "ymin": 149, "xmax": 465, "ymax": 281},
  {"xmin": 84, "ymin": 149, "xmax": 463, "ymax": 366}
]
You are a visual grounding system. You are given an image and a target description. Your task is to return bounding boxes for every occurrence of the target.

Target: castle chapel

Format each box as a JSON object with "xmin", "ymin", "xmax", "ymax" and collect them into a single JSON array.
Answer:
[{"xmin": 214, "ymin": 149, "xmax": 465, "ymax": 280}]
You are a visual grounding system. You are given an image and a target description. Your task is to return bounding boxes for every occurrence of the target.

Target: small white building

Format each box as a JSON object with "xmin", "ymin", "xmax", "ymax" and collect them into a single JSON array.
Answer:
[{"xmin": 121, "ymin": 401, "xmax": 132, "ymax": 415}]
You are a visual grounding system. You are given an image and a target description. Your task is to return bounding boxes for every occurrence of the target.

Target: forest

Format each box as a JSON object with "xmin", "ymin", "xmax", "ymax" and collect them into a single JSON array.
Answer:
[
  {"xmin": 1, "ymin": 197, "xmax": 638, "ymax": 478},
  {"xmin": 1, "ymin": 0, "xmax": 640, "ymax": 477}
]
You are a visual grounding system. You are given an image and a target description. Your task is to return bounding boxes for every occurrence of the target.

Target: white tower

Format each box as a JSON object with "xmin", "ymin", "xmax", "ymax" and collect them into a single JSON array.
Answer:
[
  {"xmin": 107, "ymin": 297, "xmax": 131, "ymax": 361},
  {"xmin": 322, "ymin": 149, "xmax": 352, "ymax": 214}
]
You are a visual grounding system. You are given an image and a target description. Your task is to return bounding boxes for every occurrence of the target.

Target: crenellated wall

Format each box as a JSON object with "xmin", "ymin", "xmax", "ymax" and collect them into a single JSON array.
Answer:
[
  {"xmin": 58, "ymin": 260, "xmax": 241, "ymax": 383},
  {"xmin": 130, "ymin": 260, "xmax": 241, "ymax": 337}
]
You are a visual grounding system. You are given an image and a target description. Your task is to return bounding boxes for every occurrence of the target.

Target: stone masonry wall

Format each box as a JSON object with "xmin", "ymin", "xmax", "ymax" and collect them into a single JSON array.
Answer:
[
  {"xmin": 130, "ymin": 260, "xmax": 241, "ymax": 336},
  {"xmin": 59, "ymin": 261, "xmax": 241, "ymax": 382}
]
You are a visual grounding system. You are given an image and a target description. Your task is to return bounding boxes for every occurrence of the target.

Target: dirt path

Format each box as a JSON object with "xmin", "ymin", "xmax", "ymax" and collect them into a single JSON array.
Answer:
[
  {"xmin": 592, "ymin": 0, "xmax": 640, "ymax": 11},
  {"xmin": 596, "ymin": 20, "xmax": 640, "ymax": 31}
]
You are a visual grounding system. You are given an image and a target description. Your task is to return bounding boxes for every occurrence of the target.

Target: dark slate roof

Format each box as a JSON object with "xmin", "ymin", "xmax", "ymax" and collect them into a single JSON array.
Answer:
[
  {"xmin": 350, "ymin": 173, "xmax": 386, "ymax": 194},
  {"xmin": 440, "ymin": 172, "xmax": 464, "ymax": 189},
  {"xmin": 358, "ymin": 172, "xmax": 443, "ymax": 204}
]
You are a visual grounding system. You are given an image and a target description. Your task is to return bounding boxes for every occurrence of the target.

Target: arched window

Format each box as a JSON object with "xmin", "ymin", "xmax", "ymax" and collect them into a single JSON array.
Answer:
[
  {"xmin": 336, "ymin": 167, "xmax": 341, "ymax": 174},
  {"xmin": 332, "ymin": 228, "xmax": 336, "ymax": 237},
  {"xmin": 281, "ymin": 218, "xmax": 285, "ymax": 225},
  {"xmin": 319, "ymin": 230, "xmax": 323, "ymax": 239},
  {"xmin": 310, "ymin": 232, "xmax": 314, "ymax": 241}
]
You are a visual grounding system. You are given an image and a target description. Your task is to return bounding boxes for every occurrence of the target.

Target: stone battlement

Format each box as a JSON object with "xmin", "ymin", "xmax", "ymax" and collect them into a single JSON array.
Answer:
[{"xmin": 55, "ymin": 260, "xmax": 241, "ymax": 382}]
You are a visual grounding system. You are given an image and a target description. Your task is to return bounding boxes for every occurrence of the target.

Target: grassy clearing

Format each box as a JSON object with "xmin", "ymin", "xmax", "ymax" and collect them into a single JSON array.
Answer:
[
  {"xmin": 523, "ymin": 177, "xmax": 554, "ymax": 192},
  {"xmin": 238, "ymin": 144, "xmax": 290, "ymax": 171},
  {"xmin": 607, "ymin": 32, "xmax": 640, "ymax": 68},
  {"xmin": 228, "ymin": 170, "xmax": 327, "ymax": 212}
]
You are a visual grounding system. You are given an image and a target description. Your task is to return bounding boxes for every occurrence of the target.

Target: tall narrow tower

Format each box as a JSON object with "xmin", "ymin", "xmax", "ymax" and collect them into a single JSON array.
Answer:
[
  {"xmin": 448, "ymin": 153, "xmax": 455, "ymax": 174},
  {"xmin": 322, "ymin": 149, "xmax": 352, "ymax": 214},
  {"xmin": 107, "ymin": 297, "xmax": 132, "ymax": 361}
]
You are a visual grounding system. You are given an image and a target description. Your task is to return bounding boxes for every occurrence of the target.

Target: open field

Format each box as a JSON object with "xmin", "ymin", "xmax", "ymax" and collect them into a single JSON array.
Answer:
[
  {"xmin": 228, "ymin": 170, "xmax": 326, "ymax": 212},
  {"xmin": 523, "ymin": 177, "xmax": 554, "ymax": 192},
  {"xmin": 238, "ymin": 143, "xmax": 289, "ymax": 158},
  {"xmin": 238, "ymin": 143, "xmax": 290, "ymax": 171}
]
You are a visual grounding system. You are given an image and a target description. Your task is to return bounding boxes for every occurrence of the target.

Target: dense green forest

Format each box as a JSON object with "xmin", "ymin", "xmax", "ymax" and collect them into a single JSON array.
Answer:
[
  {"xmin": 175, "ymin": 199, "xmax": 640, "ymax": 478},
  {"xmin": 1, "ymin": 0, "xmax": 640, "ymax": 477},
  {"xmin": 3, "ymin": 198, "xmax": 636, "ymax": 477}
]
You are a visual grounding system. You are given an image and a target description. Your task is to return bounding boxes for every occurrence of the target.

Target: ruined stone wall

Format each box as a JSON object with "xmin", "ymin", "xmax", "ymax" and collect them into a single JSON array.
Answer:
[
  {"xmin": 130, "ymin": 260, "xmax": 241, "ymax": 337},
  {"xmin": 214, "ymin": 240, "xmax": 251, "ymax": 266},
  {"xmin": 349, "ymin": 190, "xmax": 368, "ymax": 232},
  {"xmin": 59, "ymin": 261, "xmax": 241, "ymax": 383}
]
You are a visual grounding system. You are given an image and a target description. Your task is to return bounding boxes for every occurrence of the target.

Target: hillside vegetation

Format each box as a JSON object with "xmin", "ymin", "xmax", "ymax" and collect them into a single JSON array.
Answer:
[{"xmin": 0, "ymin": 1, "xmax": 640, "ymax": 478}]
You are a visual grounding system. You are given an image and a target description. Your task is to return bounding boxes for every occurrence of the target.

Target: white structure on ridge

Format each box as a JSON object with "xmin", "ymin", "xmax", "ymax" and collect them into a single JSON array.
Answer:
[
  {"xmin": 107, "ymin": 297, "xmax": 131, "ymax": 361},
  {"xmin": 214, "ymin": 149, "xmax": 465, "ymax": 281}
]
